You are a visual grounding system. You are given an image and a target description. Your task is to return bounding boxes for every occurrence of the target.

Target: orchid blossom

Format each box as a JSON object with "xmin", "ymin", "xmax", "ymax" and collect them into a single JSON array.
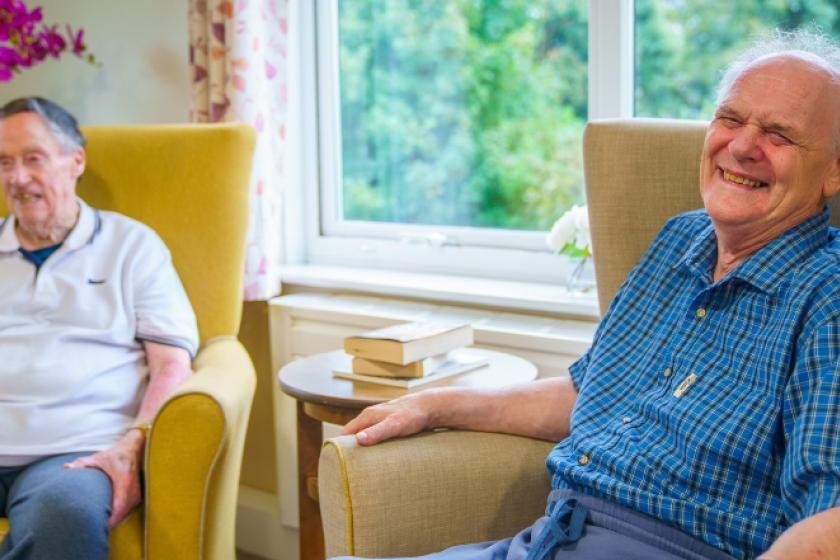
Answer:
[{"xmin": 0, "ymin": 0, "xmax": 94, "ymax": 81}]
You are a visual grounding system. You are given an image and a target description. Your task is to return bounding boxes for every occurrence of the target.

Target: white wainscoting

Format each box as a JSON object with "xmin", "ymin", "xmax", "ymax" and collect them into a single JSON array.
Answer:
[{"xmin": 242, "ymin": 292, "xmax": 596, "ymax": 559}]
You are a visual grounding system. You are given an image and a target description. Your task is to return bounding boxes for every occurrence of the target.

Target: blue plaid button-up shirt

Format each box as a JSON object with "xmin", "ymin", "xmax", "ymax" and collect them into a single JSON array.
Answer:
[{"xmin": 548, "ymin": 208, "xmax": 840, "ymax": 559}]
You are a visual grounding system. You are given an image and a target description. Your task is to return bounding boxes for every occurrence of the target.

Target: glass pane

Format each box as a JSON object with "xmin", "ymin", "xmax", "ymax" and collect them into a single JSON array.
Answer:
[
  {"xmin": 635, "ymin": 0, "xmax": 840, "ymax": 119},
  {"xmin": 338, "ymin": 0, "xmax": 588, "ymax": 231}
]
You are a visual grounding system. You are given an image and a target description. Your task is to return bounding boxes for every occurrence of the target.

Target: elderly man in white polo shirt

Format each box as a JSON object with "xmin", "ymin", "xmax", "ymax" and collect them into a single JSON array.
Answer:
[{"xmin": 0, "ymin": 97, "xmax": 197, "ymax": 560}]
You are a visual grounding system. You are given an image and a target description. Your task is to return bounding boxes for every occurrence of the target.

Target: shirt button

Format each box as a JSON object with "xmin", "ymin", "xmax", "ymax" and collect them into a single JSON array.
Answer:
[
  {"xmin": 578, "ymin": 454, "xmax": 590, "ymax": 466},
  {"xmin": 695, "ymin": 307, "xmax": 707, "ymax": 319},
  {"xmin": 622, "ymin": 416, "xmax": 632, "ymax": 424},
  {"xmin": 664, "ymin": 367, "xmax": 673, "ymax": 378}
]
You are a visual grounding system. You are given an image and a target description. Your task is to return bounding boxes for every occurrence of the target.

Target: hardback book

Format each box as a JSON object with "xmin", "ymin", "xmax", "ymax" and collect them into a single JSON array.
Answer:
[
  {"xmin": 343, "ymin": 322, "xmax": 474, "ymax": 365},
  {"xmin": 352, "ymin": 353, "xmax": 449, "ymax": 378},
  {"xmin": 334, "ymin": 351, "xmax": 489, "ymax": 389}
]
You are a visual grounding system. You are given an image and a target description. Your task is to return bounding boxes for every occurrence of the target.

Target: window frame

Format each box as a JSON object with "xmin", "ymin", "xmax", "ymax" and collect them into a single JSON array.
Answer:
[{"xmin": 295, "ymin": 0, "xmax": 634, "ymax": 284}]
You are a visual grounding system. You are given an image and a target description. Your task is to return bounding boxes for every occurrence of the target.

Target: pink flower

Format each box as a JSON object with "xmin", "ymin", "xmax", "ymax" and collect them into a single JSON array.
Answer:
[
  {"xmin": 0, "ymin": 0, "xmax": 96, "ymax": 82},
  {"xmin": 69, "ymin": 26, "xmax": 84, "ymax": 56}
]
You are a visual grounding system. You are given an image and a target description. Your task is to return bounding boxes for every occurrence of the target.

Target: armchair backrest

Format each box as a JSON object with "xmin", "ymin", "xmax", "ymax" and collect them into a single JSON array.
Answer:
[
  {"xmin": 583, "ymin": 118, "xmax": 840, "ymax": 315},
  {"xmin": 1, "ymin": 123, "xmax": 256, "ymax": 340}
]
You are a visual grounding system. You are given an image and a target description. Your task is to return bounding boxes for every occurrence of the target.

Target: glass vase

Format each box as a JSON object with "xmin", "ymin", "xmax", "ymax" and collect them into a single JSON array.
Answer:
[{"xmin": 564, "ymin": 256, "xmax": 593, "ymax": 292}]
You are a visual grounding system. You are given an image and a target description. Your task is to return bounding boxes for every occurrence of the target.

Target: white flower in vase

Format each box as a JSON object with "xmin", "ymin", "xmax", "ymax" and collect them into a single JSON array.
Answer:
[
  {"xmin": 546, "ymin": 205, "xmax": 593, "ymax": 291},
  {"xmin": 547, "ymin": 204, "xmax": 591, "ymax": 258}
]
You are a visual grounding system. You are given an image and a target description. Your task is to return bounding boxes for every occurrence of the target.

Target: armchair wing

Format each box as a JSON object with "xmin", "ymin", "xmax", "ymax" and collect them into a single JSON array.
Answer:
[
  {"xmin": 146, "ymin": 338, "xmax": 256, "ymax": 559},
  {"xmin": 319, "ymin": 431, "xmax": 554, "ymax": 558}
]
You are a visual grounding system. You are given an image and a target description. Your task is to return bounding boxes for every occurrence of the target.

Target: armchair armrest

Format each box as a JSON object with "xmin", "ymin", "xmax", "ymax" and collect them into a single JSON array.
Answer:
[
  {"xmin": 319, "ymin": 430, "xmax": 555, "ymax": 558},
  {"xmin": 144, "ymin": 337, "xmax": 256, "ymax": 560}
]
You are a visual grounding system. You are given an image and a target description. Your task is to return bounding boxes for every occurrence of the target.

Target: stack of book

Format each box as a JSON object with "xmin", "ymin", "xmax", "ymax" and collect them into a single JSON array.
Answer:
[{"xmin": 335, "ymin": 321, "xmax": 488, "ymax": 389}]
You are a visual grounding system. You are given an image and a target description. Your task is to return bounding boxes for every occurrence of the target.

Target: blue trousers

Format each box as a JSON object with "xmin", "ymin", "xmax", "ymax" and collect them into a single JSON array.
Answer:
[
  {"xmin": 0, "ymin": 452, "xmax": 112, "ymax": 560},
  {"xmin": 334, "ymin": 489, "xmax": 735, "ymax": 560}
]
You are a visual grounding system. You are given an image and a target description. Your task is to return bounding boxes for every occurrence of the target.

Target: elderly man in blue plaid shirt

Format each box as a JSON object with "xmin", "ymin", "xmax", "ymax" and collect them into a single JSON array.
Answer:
[{"xmin": 341, "ymin": 30, "xmax": 840, "ymax": 560}]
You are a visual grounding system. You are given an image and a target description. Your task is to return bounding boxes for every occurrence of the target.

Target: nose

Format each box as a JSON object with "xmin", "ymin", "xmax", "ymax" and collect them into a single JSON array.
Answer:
[
  {"xmin": 728, "ymin": 126, "xmax": 764, "ymax": 162},
  {"xmin": 3, "ymin": 161, "xmax": 31, "ymax": 186}
]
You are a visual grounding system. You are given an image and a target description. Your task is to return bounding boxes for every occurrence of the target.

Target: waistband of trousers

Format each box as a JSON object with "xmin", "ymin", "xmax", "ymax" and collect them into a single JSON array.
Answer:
[{"xmin": 548, "ymin": 488, "xmax": 736, "ymax": 560}]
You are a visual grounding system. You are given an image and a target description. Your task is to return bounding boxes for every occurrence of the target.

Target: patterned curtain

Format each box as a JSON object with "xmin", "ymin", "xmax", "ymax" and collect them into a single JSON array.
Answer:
[{"xmin": 188, "ymin": 0, "xmax": 289, "ymax": 300}]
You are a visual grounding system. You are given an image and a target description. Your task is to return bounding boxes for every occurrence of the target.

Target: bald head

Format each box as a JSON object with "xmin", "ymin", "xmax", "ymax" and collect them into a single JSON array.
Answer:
[{"xmin": 716, "ymin": 30, "xmax": 840, "ymax": 149}]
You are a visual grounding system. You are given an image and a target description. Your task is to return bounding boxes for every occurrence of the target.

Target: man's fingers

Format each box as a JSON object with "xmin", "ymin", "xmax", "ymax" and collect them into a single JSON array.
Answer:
[
  {"xmin": 340, "ymin": 406, "xmax": 383, "ymax": 436},
  {"xmin": 107, "ymin": 509, "xmax": 120, "ymax": 529},
  {"xmin": 340, "ymin": 406, "xmax": 402, "ymax": 445},
  {"xmin": 108, "ymin": 485, "xmax": 129, "ymax": 529},
  {"xmin": 341, "ymin": 394, "xmax": 431, "ymax": 445},
  {"xmin": 108, "ymin": 475, "xmax": 141, "ymax": 529},
  {"xmin": 64, "ymin": 455, "xmax": 99, "ymax": 469},
  {"xmin": 355, "ymin": 426, "xmax": 382, "ymax": 445},
  {"xmin": 108, "ymin": 498, "xmax": 131, "ymax": 529},
  {"xmin": 339, "ymin": 414, "xmax": 367, "ymax": 436},
  {"xmin": 355, "ymin": 416, "xmax": 404, "ymax": 446}
]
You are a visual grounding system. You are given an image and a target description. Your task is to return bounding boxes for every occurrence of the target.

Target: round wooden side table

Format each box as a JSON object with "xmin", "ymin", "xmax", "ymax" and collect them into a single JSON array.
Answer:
[{"xmin": 278, "ymin": 348, "xmax": 537, "ymax": 560}]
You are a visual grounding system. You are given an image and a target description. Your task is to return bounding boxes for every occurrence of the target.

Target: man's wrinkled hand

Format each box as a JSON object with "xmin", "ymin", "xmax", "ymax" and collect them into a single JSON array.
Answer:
[
  {"xmin": 64, "ymin": 431, "xmax": 145, "ymax": 528},
  {"xmin": 340, "ymin": 391, "xmax": 437, "ymax": 446}
]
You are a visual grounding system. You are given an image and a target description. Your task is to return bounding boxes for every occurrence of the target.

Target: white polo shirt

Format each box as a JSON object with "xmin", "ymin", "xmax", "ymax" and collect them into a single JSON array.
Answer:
[{"xmin": 0, "ymin": 199, "xmax": 198, "ymax": 465}]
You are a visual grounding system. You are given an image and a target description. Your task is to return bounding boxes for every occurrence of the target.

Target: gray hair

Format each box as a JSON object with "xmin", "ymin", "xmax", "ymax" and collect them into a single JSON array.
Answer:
[
  {"xmin": 716, "ymin": 29, "xmax": 840, "ymax": 149},
  {"xmin": 0, "ymin": 96, "xmax": 85, "ymax": 152}
]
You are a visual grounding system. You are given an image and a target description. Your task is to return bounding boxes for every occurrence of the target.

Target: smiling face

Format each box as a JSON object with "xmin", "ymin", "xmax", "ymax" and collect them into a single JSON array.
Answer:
[
  {"xmin": 700, "ymin": 54, "xmax": 840, "ymax": 243},
  {"xmin": 0, "ymin": 111, "xmax": 85, "ymax": 245}
]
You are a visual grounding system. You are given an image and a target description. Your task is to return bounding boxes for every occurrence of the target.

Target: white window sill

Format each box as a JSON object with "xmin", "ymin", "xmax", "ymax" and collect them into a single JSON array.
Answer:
[{"xmin": 279, "ymin": 264, "xmax": 601, "ymax": 320}]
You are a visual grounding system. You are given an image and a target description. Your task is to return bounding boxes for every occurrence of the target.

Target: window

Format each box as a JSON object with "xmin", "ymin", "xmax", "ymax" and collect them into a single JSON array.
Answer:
[
  {"xmin": 337, "ymin": 1, "xmax": 587, "ymax": 233},
  {"xmin": 296, "ymin": 1, "xmax": 837, "ymax": 286},
  {"xmin": 302, "ymin": 1, "xmax": 628, "ymax": 284}
]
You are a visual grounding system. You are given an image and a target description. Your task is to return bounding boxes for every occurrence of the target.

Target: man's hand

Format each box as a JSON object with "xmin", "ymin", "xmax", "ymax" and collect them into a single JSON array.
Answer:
[
  {"xmin": 341, "ymin": 390, "xmax": 438, "ymax": 445},
  {"xmin": 758, "ymin": 506, "xmax": 840, "ymax": 560},
  {"xmin": 63, "ymin": 342, "xmax": 191, "ymax": 528},
  {"xmin": 64, "ymin": 429, "xmax": 145, "ymax": 528},
  {"xmin": 340, "ymin": 377, "xmax": 579, "ymax": 446}
]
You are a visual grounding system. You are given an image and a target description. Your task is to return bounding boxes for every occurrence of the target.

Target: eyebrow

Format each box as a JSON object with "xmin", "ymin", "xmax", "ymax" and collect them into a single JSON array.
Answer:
[{"xmin": 0, "ymin": 146, "xmax": 50, "ymax": 157}]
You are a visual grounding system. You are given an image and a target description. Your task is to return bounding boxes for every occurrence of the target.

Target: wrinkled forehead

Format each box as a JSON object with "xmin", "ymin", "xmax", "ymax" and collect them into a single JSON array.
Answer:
[
  {"xmin": 723, "ymin": 54, "xmax": 840, "ymax": 133},
  {"xmin": 729, "ymin": 52, "xmax": 839, "ymax": 98},
  {"xmin": 0, "ymin": 112, "xmax": 69, "ymax": 153}
]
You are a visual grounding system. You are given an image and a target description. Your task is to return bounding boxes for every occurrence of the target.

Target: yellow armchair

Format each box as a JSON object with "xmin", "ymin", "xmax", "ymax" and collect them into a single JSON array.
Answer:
[{"xmin": 0, "ymin": 123, "xmax": 258, "ymax": 559}]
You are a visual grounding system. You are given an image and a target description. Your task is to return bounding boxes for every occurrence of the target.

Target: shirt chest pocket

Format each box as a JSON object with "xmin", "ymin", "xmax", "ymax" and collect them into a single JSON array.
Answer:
[{"xmin": 39, "ymin": 270, "xmax": 133, "ymax": 335}]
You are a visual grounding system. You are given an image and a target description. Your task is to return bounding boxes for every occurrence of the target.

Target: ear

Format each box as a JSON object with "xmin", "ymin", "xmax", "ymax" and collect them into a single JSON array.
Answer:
[
  {"xmin": 71, "ymin": 147, "xmax": 86, "ymax": 179},
  {"xmin": 820, "ymin": 151, "xmax": 840, "ymax": 199}
]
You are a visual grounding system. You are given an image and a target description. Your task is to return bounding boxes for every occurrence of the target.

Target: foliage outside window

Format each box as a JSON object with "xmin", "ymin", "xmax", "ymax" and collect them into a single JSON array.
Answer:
[
  {"xmin": 337, "ymin": 0, "xmax": 588, "ymax": 233},
  {"xmin": 333, "ymin": 0, "xmax": 840, "ymax": 238},
  {"xmin": 635, "ymin": 0, "xmax": 840, "ymax": 119}
]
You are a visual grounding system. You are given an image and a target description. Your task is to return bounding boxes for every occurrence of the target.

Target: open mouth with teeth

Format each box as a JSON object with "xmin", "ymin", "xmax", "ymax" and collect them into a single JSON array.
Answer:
[{"xmin": 721, "ymin": 168, "xmax": 768, "ymax": 188}]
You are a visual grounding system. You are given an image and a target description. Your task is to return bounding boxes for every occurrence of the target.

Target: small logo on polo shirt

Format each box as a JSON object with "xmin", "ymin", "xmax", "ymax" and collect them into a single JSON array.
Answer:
[{"xmin": 88, "ymin": 278, "xmax": 107, "ymax": 285}]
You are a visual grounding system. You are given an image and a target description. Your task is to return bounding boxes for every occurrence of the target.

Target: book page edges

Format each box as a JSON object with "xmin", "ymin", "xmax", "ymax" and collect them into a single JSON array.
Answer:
[{"xmin": 333, "ymin": 356, "xmax": 489, "ymax": 389}]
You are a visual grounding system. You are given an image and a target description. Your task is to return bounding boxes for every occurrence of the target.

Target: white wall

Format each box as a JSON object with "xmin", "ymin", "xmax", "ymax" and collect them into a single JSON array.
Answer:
[{"xmin": 0, "ymin": 0, "xmax": 190, "ymax": 124}]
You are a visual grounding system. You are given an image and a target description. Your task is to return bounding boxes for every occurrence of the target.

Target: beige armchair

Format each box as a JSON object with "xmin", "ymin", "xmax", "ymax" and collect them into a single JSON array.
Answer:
[
  {"xmin": 0, "ymin": 123, "xmax": 258, "ymax": 559},
  {"xmin": 318, "ymin": 119, "xmax": 715, "ymax": 558}
]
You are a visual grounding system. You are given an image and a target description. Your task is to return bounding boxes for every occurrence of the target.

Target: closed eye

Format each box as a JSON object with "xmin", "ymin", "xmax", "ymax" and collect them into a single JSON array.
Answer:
[
  {"xmin": 716, "ymin": 115, "xmax": 742, "ymax": 128},
  {"xmin": 767, "ymin": 130, "xmax": 794, "ymax": 146}
]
